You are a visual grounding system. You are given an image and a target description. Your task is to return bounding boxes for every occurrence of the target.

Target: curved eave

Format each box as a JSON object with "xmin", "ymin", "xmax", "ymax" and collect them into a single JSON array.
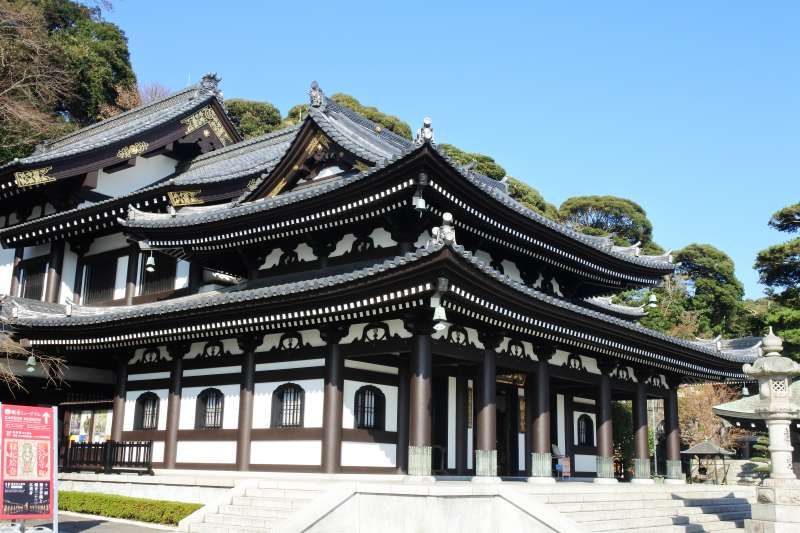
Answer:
[{"xmin": 7, "ymin": 243, "xmax": 748, "ymax": 381}]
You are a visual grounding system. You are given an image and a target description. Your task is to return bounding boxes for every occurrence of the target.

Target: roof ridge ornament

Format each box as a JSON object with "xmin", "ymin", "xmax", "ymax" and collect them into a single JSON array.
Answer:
[
  {"xmin": 201, "ymin": 73, "xmax": 221, "ymax": 91},
  {"xmin": 415, "ymin": 117, "xmax": 434, "ymax": 145},
  {"xmin": 309, "ymin": 81, "xmax": 325, "ymax": 108}
]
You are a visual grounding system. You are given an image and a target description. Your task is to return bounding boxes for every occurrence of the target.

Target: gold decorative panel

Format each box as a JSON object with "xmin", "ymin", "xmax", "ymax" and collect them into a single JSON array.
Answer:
[
  {"xmin": 116, "ymin": 141, "xmax": 149, "ymax": 159},
  {"xmin": 167, "ymin": 190, "xmax": 204, "ymax": 206},
  {"xmin": 14, "ymin": 166, "xmax": 54, "ymax": 188},
  {"xmin": 181, "ymin": 106, "xmax": 233, "ymax": 146}
]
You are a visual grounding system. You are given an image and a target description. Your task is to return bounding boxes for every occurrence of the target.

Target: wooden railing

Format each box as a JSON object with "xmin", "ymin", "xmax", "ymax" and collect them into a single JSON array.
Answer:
[{"xmin": 62, "ymin": 441, "xmax": 153, "ymax": 475}]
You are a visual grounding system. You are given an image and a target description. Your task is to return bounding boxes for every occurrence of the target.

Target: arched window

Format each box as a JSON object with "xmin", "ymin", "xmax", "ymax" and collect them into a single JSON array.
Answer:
[
  {"xmin": 577, "ymin": 414, "xmax": 594, "ymax": 446},
  {"xmin": 196, "ymin": 388, "xmax": 224, "ymax": 429},
  {"xmin": 354, "ymin": 385, "xmax": 385, "ymax": 430},
  {"xmin": 271, "ymin": 383, "xmax": 305, "ymax": 428},
  {"xmin": 134, "ymin": 392, "xmax": 159, "ymax": 430}
]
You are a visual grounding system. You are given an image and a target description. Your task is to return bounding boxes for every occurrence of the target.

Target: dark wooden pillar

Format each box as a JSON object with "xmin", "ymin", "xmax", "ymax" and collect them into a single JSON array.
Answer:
[
  {"xmin": 321, "ymin": 326, "xmax": 346, "ymax": 473},
  {"xmin": 125, "ymin": 244, "xmax": 139, "ymax": 305},
  {"xmin": 664, "ymin": 380, "xmax": 682, "ymax": 480},
  {"xmin": 524, "ymin": 372, "xmax": 535, "ymax": 475},
  {"xmin": 531, "ymin": 346, "xmax": 555, "ymax": 478},
  {"xmin": 236, "ymin": 334, "xmax": 260, "ymax": 471},
  {"xmin": 110, "ymin": 355, "xmax": 128, "ymax": 442},
  {"xmin": 9, "ymin": 247, "xmax": 23, "ymax": 296},
  {"xmin": 44, "ymin": 241, "xmax": 64, "ymax": 303},
  {"xmin": 455, "ymin": 366, "xmax": 468, "ymax": 475},
  {"xmin": 475, "ymin": 332, "xmax": 500, "ymax": 477},
  {"xmin": 396, "ymin": 358, "xmax": 410, "ymax": 474},
  {"xmin": 408, "ymin": 328, "xmax": 433, "ymax": 476},
  {"xmin": 163, "ymin": 344, "xmax": 188, "ymax": 469},
  {"xmin": 632, "ymin": 374, "xmax": 651, "ymax": 480},
  {"xmin": 596, "ymin": 362, "xmax": 614, "ymax": 478}
]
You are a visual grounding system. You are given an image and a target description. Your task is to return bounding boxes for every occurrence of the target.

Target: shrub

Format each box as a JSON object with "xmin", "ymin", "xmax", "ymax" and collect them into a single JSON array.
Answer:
[{"xmin": 58, "ymin": 491, "xmax": 202, "ymax": 525}]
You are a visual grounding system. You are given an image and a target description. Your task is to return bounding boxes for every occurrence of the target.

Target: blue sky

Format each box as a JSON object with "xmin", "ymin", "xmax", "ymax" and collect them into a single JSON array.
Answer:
[{"xmin": 106, "ymin": 1, "xmax": 798, "ymax": 298}]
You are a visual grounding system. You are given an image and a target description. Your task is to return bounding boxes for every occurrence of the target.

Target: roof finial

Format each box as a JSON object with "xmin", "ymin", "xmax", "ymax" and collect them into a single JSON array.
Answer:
[
  {"xmin": 415, "ymin": 117, "xmax": 434, "ymax": 145},
  {"xmin": 762, "ymin": 326, "xmax": 783, "ymax": 357},
  {"xmin": 431, "ymin": 212, "xmax": 456, "ymax": 246},
  {"xmin": 309, "ymin": 81, "xmax": 324, "ymax": 108},
  {"xmin": 201, "ymin": 73, "xmax": 221, "ymax": 92}
]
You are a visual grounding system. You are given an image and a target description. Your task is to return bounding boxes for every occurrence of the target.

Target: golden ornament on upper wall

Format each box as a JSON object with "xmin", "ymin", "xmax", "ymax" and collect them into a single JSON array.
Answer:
[
  {"xmin": 168, "ymin": 190, "xmax": 204, "ymax": 206},
  {"xmin": 116, "ymin": 141, "xmax": 150, "ymax": 159},
  {"xmin": 14, "ymin": 166, "xmax": 54, "ymax": 188},
  {"xmin": 181, "ymin": 106, "xmax": 233, "ymax": 146}
]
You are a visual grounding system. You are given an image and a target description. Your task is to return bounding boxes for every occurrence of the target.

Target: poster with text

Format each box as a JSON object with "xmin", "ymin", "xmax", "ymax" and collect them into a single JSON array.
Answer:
[{"xmin": 0, "ymin": 404, "xmax": 55, "ymax": 520}]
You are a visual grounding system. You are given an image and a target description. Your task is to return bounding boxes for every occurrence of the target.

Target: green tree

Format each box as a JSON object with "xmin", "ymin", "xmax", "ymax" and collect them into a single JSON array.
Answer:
[
  {"xmin": 36, "ymin": 0, "xmax": 137, "ymax": 123},
  {"xmin": 329, "ymin": 93, "xmax": 412, "ymax": 140},
  {"xmin": 505, "ymin": 177, "xmax": 560, "ymax": 220},
  {"xmin": 612, "ymin": 401, "xmax": 634, "ymax": 475},
  {"xmin": 225, "ymin": 99, "xmax": 282, "ymax": 139},
  {"xmin": 558, "ymin": 195, "xmax": 655, "ymax": 248},
  {"xmin": 754, "ymin": 202, "xmax": 800, "ymax": 359},
  {"xmin": 438, "ymin": 143, "xmax": 507, "ymax": 180},
  {"xmin": 674, "ymin": 244, "xmax": 747, "ymax": 336},
  {"xmin": 282, "ymin": 104, "xmax": 308, "ymax": 127},
  {"xmin": 0, "ymin": 0, "xmax": 74, "ymax": 161}
]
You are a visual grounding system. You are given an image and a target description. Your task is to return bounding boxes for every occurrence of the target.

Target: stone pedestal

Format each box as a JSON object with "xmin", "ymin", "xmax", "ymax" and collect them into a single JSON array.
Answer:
[
  {"xmin": 632, "ymin": 458, "xmax": 654, "ymax": 484},
  {"xmin": 664, "ymin": 459, "xmax": 685, "ymax": 484},
  {"xmin": 594, "ymin": 456, "xmax": 617, "ymax": 483},
  {"xmin": 408, "ymin": 445, "xmax": 432, "ymax": 477},
  {"xmin": 527, "ymin": 452, "xmax": 554, "ymax": 483},
  {"xmin": 472, "ymin": 449, "xmax": 500, "ymax": 483},
  {"xmin": 746, "ymin": 481, "xmax": 800, "ymax": 533}
]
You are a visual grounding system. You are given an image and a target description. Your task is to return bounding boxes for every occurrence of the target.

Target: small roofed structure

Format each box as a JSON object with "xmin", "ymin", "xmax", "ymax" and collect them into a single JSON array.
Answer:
[{"xmin": 681, "ymin": 440, "xmax": 735, "ymax": 484}]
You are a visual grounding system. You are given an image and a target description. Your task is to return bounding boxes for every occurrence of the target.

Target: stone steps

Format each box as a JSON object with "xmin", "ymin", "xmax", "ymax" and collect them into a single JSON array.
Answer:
[
  {"xmin": 187, "ymin": 483, "xmax": 321, "ymax": 533},
  {"xmin": 547, "ymin": 485, "xmax": 754, "ymax": 532}
]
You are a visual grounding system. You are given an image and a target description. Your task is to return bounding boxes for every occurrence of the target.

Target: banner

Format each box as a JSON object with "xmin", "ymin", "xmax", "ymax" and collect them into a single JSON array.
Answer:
[{"xmin": 0, "ymin": 404, "xmax": 57, "ymax": 523}]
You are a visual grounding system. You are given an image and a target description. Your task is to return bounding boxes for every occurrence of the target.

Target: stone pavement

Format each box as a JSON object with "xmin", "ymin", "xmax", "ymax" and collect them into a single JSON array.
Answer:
[{"xmin": 3, "ymin": 513, "xmax": 168, "ymax": 532}]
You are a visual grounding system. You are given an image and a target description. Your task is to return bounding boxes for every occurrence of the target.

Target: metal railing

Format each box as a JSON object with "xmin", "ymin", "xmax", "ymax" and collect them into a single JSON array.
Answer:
[{"xmin": 63, "ymin": 441, "xmax": 153, "ymax": 475}]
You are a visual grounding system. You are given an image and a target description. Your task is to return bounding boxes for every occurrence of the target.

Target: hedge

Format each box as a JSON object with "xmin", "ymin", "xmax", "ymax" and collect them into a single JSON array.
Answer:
[{"xmin": 58, "ymin": 491, "xmax": 202, "ymax": 525}]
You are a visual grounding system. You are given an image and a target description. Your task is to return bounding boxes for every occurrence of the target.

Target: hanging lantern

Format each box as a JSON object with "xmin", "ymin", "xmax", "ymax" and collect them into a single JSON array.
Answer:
[
  {"xmin": 145, "ymin": 253, "xmax": 156, "ymax": 273},
  {"xmin": 25, "ymin": 355, "xmax": 36, "ymax": 373},
  {"xmin": 647, "ymin": 293, "xmax": 658, "ymax": 308}
]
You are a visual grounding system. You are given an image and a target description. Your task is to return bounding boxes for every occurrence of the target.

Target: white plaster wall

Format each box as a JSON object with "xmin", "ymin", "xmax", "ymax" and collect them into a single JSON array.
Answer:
[
  {"xmin": 0, "ymin": 247, "xmax": 15, "ymax": 295},
  {"xmin": 574, "ymin": 453, "xmax": 597, "ymax": 473},
  {"xmin": 127, "ymin": 371, "xmax": 170, "ymax": 382},
  {"xmin": 341, "ymin": 442, "xmax": 396, "ymax": 468},
  {"xmin": 256, "ymin": 359, "xmax": 323, "ymax": 372},
  {"xmin": 574, "ymin": 397, "xmax": 595, "ymax": 406},
  {"xmin": 573, "ymin": 411, "xmax": 597, "ymax": 446},
  {"xmin": 23, "ymin": 243, "xmax": 50, "ymax": 259},
  {"xmin": 183, "ymin": 366, "xmax": 241, "ymax": 377},
  {"xmin": 250, "ymin": 440, "xmax": 321, "ymax": 465},
  {"xmin": 343, "ymin": 380, "xmax": 397, "ymax": 432},
  {"xmin": 174, "ymin": 260, "xmax": 190, "ymax": 290},
  {"xmin": 93, "ymin": 154, "xmax": 177, "ymax": 198},
  {"xmin": 556, "ymin": 394, "xmax": 565, "ymax": 456},
  {"xmin": 179, "ymin": 384, "xmax": 240, "ymax": 430},
  {"xmin": 123, "ymin": 389, "xmax": 168, "ymax": 431},
  {"xmin": 112, "ymin": 255, "xmax": 128, "ymax": 300},
  {"xmin": 151, "ymin": 441, "xmax": 165, "ymax": 463},
  {"xmin": 252, "ymin": 379, "xmax": 324, "ymax": 429},
  {"xmin": 344, "ymin": 360, "xmax": 397, "ymax": 375},
  {"xmin": 86, "ymin": 234, "xmax": 128, "ymax": 256},
  {"xmin": 176, "ymin": 440, "xmax": 236, "ymax": 464},
  {"xmin": 59, "ymin": 247, "xmax": 78, "ymax": 304},
  {"xmin": 447, "ymin": 376, "xmax": 456, "ymax": 470}
]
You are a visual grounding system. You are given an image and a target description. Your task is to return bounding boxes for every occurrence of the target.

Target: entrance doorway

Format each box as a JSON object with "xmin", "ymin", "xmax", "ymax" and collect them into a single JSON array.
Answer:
[{"xmin": 496, "ymin": 384, "xmax": 520, "ymax": 476}]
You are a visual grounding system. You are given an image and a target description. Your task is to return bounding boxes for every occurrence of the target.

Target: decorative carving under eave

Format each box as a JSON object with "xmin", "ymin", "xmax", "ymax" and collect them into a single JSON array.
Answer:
[
  {"xmin": 563, "ymin": 353, "xmax": 587, "ymax": 372},
  {"xmin": 275, "ymin": 332, "xmax": 305, "ymax": 351},
  {"xmin": 198, "ymin": 340, "xmax": 232, "ymax": 359},
  {"xmin": 168, "ymin": 190, "xmax": 204, "ymax": 206},
  {"xmin": 359, "ymin": 322, "xmax": 394, "ymax": 343},
  {"xmin": 246, "ymin": 178, "xmax": 259, "ymax": 191},
  {"xmin": 447, "ymin": 325, "xmax": 469, "ymax": 346},
  {"xmin": 646, "ymin": 374, "xmax": 667, "ymax": 388},
  {"xmin": 116, "ymin": 141, "xmax": 149, "ymax": 159},
  {"xmin": 130, "ymin": 346, "xmax": 172, "ymax": 365},
  {"xmin": 504, "ymin": 339, "xmax": 527, "ymax": 359},
  {"xmin": 610, "ymin": 363, "xmax": 632, "ymax": 381},
  {"xmin": 14, "ymin": 166, "xmax": 54, "ymax": 188},
  {"xmin": 181, "ymin": 106, "xmax": 233, "ymax": 146}
]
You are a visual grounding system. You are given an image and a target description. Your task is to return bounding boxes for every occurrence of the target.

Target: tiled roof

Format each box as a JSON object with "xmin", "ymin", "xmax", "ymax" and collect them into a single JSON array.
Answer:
[
  {"xmin": 583, "ymin": 296, "xmax": 647, "ymax": 318},
  {"xmin": 680, "ymin": 441, "xmax": 735, "ymax": 456},
  {"xmin": 1, "ymin": 75, "xmax": 223, "ymax": 169},
  {"xmin": 714, "ymin": 380, "xmax": 800, "ymax": 420},
  {"xmin": 2, "ymin": 241, "xmax": 755, "ymax": 367},
  {"xmin": 172, "ymin": 124, "xmax": 300, "ymax": 186}
]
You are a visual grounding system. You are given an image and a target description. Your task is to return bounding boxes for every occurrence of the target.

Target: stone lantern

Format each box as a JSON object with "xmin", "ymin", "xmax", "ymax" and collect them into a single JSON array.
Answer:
[{"xmin": 742, "ymin": 327, "xmax": 800, "ymax": 532}]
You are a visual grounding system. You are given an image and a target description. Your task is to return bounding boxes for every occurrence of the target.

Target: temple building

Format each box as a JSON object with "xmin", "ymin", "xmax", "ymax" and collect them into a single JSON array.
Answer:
[{"xmin": 0, "ymin": 76, "xmax": 762, "ymax": 481}]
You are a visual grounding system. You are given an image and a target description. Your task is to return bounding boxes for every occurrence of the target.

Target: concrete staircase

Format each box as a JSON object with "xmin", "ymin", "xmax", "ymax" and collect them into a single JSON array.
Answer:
[
  {"xmin": 530, "ymin": 483, "xmax": 755, "ymax": 532},
  {"xmin": 186, "ymin": 479, "xmax": 321, "ymax": 533}
]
